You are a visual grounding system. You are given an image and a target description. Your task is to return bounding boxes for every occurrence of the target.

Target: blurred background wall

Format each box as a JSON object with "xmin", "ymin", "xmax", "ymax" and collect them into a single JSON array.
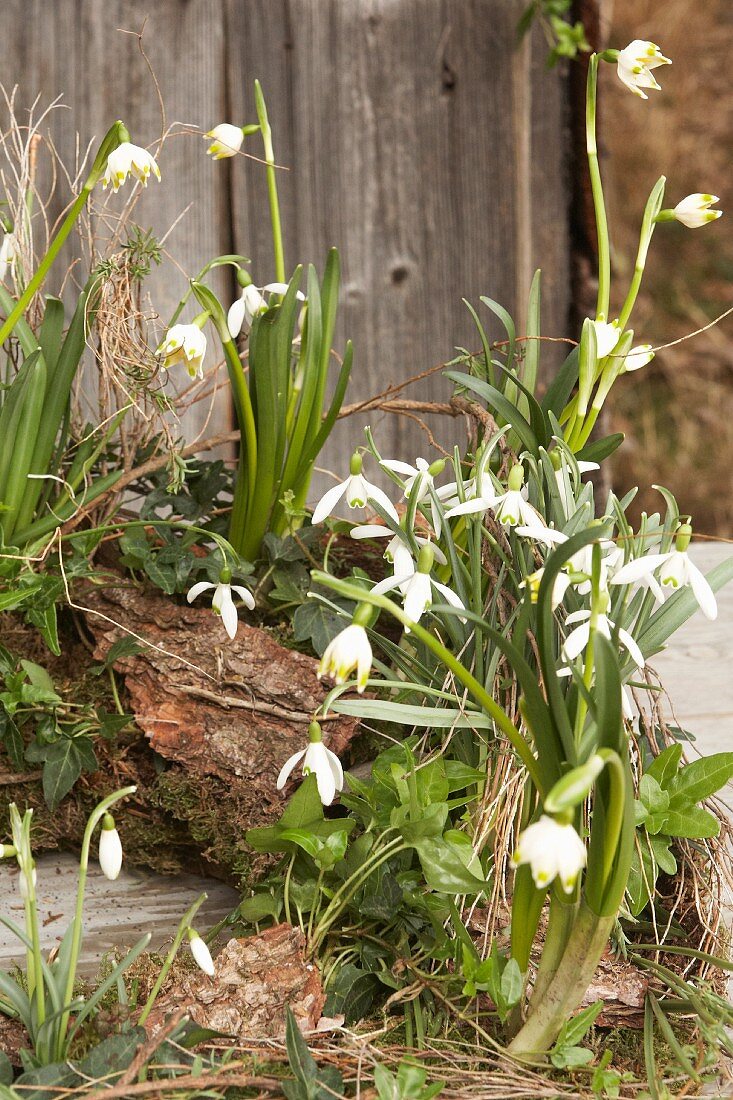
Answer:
[{"xmin": 0, "ymin": 0, "xmax": 572, "ymax": 482}]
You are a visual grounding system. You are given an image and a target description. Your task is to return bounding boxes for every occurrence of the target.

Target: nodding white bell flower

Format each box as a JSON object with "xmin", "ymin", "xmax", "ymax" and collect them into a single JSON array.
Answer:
[
  {"xmin": 350, "ymin": 524, "xmax": 447, "ymax": 579},
  {"xmin": 624, "ymin": 344, "xmax": 654, "ymax": 372},
  {"xmin": 187, "ymin": 569, "xmax": 255, "ymax": 641},
  {"xmin": 511, "ymin": 815, "xmax": 586, "ymax": 894},
  {"xmin": 671, "ymin": 194, "xmax": 722, "ymax": 229},
  {"xmin": 370, "ymin": 544, "xmax": 465, "ymax": 633},
  {"xmin": 593, "ymin": 318, "xmax": 622, "ymax": 359},
  {"xmin": 277, "ymin": 721, "xmax": 344, "ymax": 806},
  {"xmin": 205, "ymin": 123, "xmax": 244, "ymax": 159},
  {"xmin": 188, "ymin": 928, "xmax": 215, "ymax": 977},
  {"xmin": 99, "ymin": 813, "xmax": 123, "ymax": 881},
  {"xmin": 610, "ymin": 524, "xmax": 717, "ymax": 621},
  {"xmin": 101, "ymin": 142, "xmax": 161, "ymax": 192},
  {"xmin": 604, "ymin": 545, "xmax": 665, "ymax": 605},
  {"xmin": 318, "ymin": 618, "xmax": 373, "ymax": 693},
  {"xmin": 488, "ymin": 464, "xmax": 547, "ymax": 532},
  {"xmin": 616, "ymin": 40, "xmax": 671, "ymax": 99},
  {"xmin": 553, "ymin": 457, "xmax": 599, "ymax": 516},
  {"xmin": 515, "ymin": 525, "xmax": 618, "ymax": 596},
  {"xmin": 520, "ymin": 567, "xmax": 571, "ymax": 611},
  {"xmin": 380, "ymin": 456, "xmax": 446, "ymax": 533},
  {"xmin": 312, "ymin": 452, "xmax": 399, "ymax": 526},
  {"xmin": 0, "ymin": 231, "xmax": 18, "ymax": 283},
  {"xmin": 157, "ymin": 324, "xmax": 207, "ymax": 379},
  {"xmin": 562, "ymin": 593, "xmax": 646, "ymax": 669},
  {"xmin": 227, "ymin": 282, "xmax": 305, "ymax": 338}
]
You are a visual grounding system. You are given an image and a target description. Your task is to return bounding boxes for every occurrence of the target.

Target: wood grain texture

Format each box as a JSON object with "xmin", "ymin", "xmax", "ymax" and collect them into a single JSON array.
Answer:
[{"xmin": 0, "ymin": 0, "xmax": 571, "ymax": 485}]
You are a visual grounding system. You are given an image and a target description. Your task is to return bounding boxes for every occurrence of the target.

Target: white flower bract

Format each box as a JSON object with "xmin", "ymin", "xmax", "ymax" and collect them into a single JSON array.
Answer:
[
  {"xmin": 157, "ymin": 324, "xmax": 207, "ymax": 379},
  {"xmin": 318, "ymin": 624, "xmax": 372, "ymax": 692},
  {"xmin": 277, "ymin": 739, "xmax": 344, "ymax": 806},
  {"xmin": 205, "ymin": 123, "xmax": 244, "ymax": 159},
  {"xmin": 511, "ymin": 815, "xmax": 587, "ymax": 893},
  {"xmin": 101, "ymin": 142, "xmax": 161, "ymax": 192},
  {"xmin": 617, "ymin": 40, "xmax": 671, "ymax": 99},
  {"xmin": 189, "ymin": 930, "xmax": 216, "ymax": 977},
  {"xmin": 187, "ymin": 579, "xmax": 255, "ymax": 640}
]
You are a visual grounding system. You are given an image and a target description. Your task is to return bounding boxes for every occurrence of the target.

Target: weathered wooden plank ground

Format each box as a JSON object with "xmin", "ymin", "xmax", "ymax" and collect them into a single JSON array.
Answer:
[
  {"xmin": 1, "ymin": 547, "xmax": 730, "ymax": 977},
  {"xmin": 0, "ymin": 0, "xmax": 572, "ymax": 480}
]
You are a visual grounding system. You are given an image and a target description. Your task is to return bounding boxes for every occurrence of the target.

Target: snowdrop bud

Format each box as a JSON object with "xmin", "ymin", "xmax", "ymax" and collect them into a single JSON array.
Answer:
[
  {"xmin": 188, "ymin": 928, "xmax": 215, "ymax": 977},
  {"xmin": 670, "ymin": 194, "xmax": 722, "ymax": 229},
  {"xmin": 205, "ymin": 123, "xmax": 244, "ymax": 160},
  {"xmin": 99, "ymin": 814, "xmax": 123, "ymax": 881},
  {"xmin": 544, "ymin": 755, "xmax": 605, "ymax": 815}
]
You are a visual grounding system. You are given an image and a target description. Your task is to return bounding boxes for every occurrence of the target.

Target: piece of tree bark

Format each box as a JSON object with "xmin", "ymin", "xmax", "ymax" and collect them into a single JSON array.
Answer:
[
  {"xmin": 82, "ymin": 579, "xmax": 359, "ymax": 804},
  {"xmin": 142, "ymin": 924, "xmax": 324, "ymax": 1040}
]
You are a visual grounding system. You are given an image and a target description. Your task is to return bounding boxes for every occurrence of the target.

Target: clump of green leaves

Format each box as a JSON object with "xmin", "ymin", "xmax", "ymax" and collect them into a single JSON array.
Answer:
[{"xmin": 518, "ymin": 0, "xmax": 591, "ymax": 66}]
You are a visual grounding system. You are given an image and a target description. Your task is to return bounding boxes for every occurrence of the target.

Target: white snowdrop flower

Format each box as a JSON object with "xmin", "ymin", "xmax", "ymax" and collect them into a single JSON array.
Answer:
[
  {"xmin": 312, "ymin": 452, "xmax": 398, "ymax": 526},
  {"xmin": 98, "ymin": 813, "xmax": 123, "ymax": 881},
  {"xmin": 205, "ymin": 123, "xmax": 244, "ymax": 159},
  {"xmin": 511, "ymin": 815, "xmax": 586, "ymax": 894},
  {"xmin": 101, "ymin": 142, "xmax": 161, "ymax": 192},
  {"xmin": 156, "ymin": 324, "xmax": 207, "ymax": 380},
  {"xmin": 277, "ymin": 721, "xmax": 344, "ymax": 806},
  {"xmin": 624, "ymin": 344, "xmax": 655, "ymax": 372},
  {"xmin": 188, "ymin": 929, "xmax": 215, "ymax": 977},
  {"xmin": 380, "ymin": 456, "xmax": 446, "ymax": 533},
  {"xmin": 562, "ymin": 598, "xmax": 646, "ymax": 669},
  {"xmin": 671, "ymin": 194, "xmax": 722, "ymax": 229},
  {"xmin": 592, "ymin": 318, "xmax": 622, "ymax": 359},
  {"xmin": 187, "ymin": 570, "xmax": 255, "ymax": 641},
  {"xmin": 605, "ymin": 545, "xmax": 665, "ymax": 605},
  {"xmin": 520, "ymin": 567, "xmax": 571, "ymax": 611},
  {"xmin": 610, "ymin": 524, "xmax": 716, "ymax": 621},
  {"xmin": 370, "ymin": 544, "xmax": 465, "ymax": 633},
  {"xmin": 318, "ymin": 621, "xmax": 372, "ymax": 693},
  {"xmin": 227, "ymin": 282, "xmax": 305, "ymax": 338},
  {"xmin": 0, "ymin": 231, "xmax": 18, "ymax": 283},
  {"xmin": 616, "ymin": 40, "xmax": 671, "ymax": 99},
  {"xmin": 350, "ymin": 524, "xmax": 447, "ymax": 578}
]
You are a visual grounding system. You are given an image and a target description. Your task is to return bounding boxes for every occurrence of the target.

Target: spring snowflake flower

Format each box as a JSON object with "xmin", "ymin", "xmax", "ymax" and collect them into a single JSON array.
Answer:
[
  {"xmin": 227, "ymin": 282, "xmax": 305, "ymax": 338},
  {"xmin": 277, "ymin": 721, "xmax": 344, "ymax": 806},
  {"xmin": 511, "ymin": 815, "xmax": 586, "ymax": 893},
  {"xmin": 188, "ymin": 929, "xmax": 215, "ymax": 976},
  {"xmin": 371, "ymin": 544, "xmax": 464, "ymax": 633},
  {"xmin": 562, "ymin": 594, "xmax": 646, "ymax": 669},
  {"xmin": 98, "ymin": 813, "xmax": 123, "ymax": 881},
  {"xmin": 610, "ymin": 524, "xmax": 717, "ymax": 621},
  {"xmin": 205, "ymin": 123, "xmax": 244, "ymax": 159},
  {"xmin": 318, "ymin": 622, "xmax": 373, "ymax": 693},
  {"xmin": 156, "ymin": 324, "xmax": 207, "ymax": 379},
  {"xmin": 187, "ymin": 570, "xmax": 255, "ymax": 641},
  {"xmin": 101, "ymin": 142, "xmax": 161, "ymax": 192},
  {"xmin": 0, "ymin": 231, "xmax": 18, "ymax": 283},
  {"xmin": 592, "ymin": 318, "xmax": 622, "ymax": 359},
  {"xmin": 616, "ymin": 40, "xmax": 671, "ymax": 99},
  {"xmin": 380, "ymin": 456, "xmax": 446, "ymax": 533},
  {"xmin": 671, "ymin": 194, "xmax": 722, "ymax": 229},
  {"xmin": 312, "ymin": 452, "xmax": 398, "ymax": 525}
]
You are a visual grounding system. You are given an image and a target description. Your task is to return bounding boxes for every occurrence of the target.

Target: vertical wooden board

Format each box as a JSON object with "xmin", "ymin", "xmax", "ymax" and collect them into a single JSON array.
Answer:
[
  {"xmin": 0, "ymin": 0, "xmax": 233, "ymax": 441},
  {"xmin": 225, "ymin": 0, "xmax": 571, "ymax": 497}
]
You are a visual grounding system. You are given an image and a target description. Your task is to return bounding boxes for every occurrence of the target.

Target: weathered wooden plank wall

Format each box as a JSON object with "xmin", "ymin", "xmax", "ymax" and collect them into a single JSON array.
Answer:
[{"xmin": 0, "ymin": 0, "xmax": 571, "ymax": 486}]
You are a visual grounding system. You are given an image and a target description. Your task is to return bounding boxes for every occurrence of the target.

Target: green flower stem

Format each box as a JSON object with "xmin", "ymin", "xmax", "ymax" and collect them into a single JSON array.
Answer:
[
  {"xmin": 312, "ymin": 571, "xmax": 545, "ymax": 795},
  {"xmin": 254, "ymin": 81, "xmax": 285, "ymax": 284},
  {"xmin": 586, "ymin": 55, "xmax": 611, "ymax": 323},
  {"xmin": 507, "ymin": 901, "xmax": 614, "ymax": 1057},
  {"xmin": 57, "ymin": 786, "xmax": 136, "ymax": 1060},
  {"xmin": 618, "ymin": 177, "xmax": 666, "ymax": 331},
  {"xmin": 222, "ymin": 337, "xmax": 258, "ymax": 554},
  {"xmin": 137, "ymin": 892, "xmax": 207, "ymax": 1026},
  {"xmin": 0, "ymin": 122, "xmax": 124, "ymax": 350},
  {"xmin": 528, "ymin": 891, "xmax": 577, "ymax": 1012}
]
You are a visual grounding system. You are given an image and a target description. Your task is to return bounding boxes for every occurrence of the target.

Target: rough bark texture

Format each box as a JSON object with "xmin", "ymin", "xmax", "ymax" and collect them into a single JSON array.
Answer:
[
  {"xmin": 143, "ymin": 924, "xmax": 325, "ymax": 1040},
  {"xmin": 83, "ymin": 578, "xmax": 359, "ymax": 796}
]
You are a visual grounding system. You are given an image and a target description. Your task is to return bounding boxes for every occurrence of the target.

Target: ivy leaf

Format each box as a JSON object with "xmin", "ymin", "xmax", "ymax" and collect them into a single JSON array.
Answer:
[
  {"xmin": 42, "ymin": 738, "xmax": 83, "ymax": 810},
  {"xmin": 292, "ymin": 600, "xmax": 345, "ymax": 656}
]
